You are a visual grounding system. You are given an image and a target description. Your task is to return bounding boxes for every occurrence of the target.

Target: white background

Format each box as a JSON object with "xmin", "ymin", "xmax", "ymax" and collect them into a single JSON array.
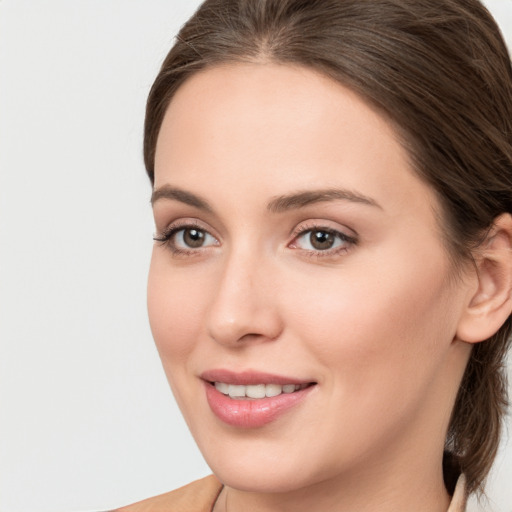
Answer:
[{"xmin": 1, "ymin": 1, "xmax": 511, "ymax": 511}]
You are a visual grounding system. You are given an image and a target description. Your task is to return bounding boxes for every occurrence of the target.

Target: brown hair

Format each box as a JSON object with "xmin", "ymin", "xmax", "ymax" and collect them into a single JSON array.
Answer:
[{"xmin": 144, "ymin": 0, "xmax": 512, "ymax": 495}]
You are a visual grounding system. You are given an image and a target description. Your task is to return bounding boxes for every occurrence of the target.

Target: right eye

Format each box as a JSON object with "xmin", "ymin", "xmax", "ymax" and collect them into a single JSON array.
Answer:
[{"xmin": 153, "ymin": 223, "xmax": 219, "ymax": 253}]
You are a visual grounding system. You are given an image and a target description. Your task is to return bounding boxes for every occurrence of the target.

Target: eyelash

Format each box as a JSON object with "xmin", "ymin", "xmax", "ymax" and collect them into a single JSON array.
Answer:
[
  {"xmin": 153, "ymin": 221, "xmax": 218, "ymax": 256},
  {"xmin": 153, "ymin": 222, "xmax": 358, "ymax": 258},
  {"xmin": 290, "ymin": 223, "xmax": 358, "ymax": 258}
]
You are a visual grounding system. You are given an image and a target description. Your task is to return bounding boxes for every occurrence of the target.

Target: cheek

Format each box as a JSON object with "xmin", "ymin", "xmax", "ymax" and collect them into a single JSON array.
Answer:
[
  {"xmin": 283, "ymin": 248, "xmax": 458, "ymax": 391},
  {"xmin": 272, "ymin": 250, "xmax": 460, "ymax": 462},
  {"xmin": 147, "ymin": 252, "xmax": 208, "ymax": 368}
]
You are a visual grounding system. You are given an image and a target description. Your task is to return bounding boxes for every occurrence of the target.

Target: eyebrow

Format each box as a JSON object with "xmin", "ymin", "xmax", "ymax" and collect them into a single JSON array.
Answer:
[
  {"xmin": 151, "ymin": 185, "xmax": 213, "ymax": 212},
  {"xmin": 151, "ymin": 185, "xmax": 381, "ymax": 212},
  {"xmin": 267, "ymin": 189, "xmax": 382, "ymax": 212}
]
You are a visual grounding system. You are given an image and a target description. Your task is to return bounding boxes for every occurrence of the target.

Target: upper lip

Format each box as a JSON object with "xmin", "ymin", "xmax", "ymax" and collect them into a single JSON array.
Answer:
[{"xmin": 200, "ymin": 369, "xmax": 315, "ymax": 386}]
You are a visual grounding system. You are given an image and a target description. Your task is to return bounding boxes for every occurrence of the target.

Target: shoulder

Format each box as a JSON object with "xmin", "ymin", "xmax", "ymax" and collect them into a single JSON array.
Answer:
[{"xmin": 113, "ymin": 475, "xmax": 222, "ymax": 512}]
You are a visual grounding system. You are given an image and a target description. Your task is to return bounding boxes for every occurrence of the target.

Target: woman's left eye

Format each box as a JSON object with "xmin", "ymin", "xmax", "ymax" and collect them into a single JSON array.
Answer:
[
  {"xmin": 291, "ymin": 228, "xmax": 356, "ymax": 253},
  {"xmin": 174, "ymin": 227, "xmax": 217, "ymax": 249}
]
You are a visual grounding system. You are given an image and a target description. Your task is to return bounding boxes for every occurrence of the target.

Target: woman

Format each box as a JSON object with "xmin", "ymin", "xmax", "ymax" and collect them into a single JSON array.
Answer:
[{"xmin": 117, "ymin": 0, "xmax": 512, "ymax": 510}]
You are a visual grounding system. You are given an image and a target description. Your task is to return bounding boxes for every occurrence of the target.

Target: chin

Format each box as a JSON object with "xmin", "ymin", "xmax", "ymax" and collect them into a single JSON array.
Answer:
[
  {"xmin": 192, "ymin": 425, "xmax": 339, "ymax": 494},
  {"xmin": 208, "ymin": 456, "xmax": 320, "ymax": 493}
]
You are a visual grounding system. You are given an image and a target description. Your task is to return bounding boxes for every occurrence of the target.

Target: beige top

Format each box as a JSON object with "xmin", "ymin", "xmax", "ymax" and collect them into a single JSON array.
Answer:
[
  {"xmin": 114, "ymin": 475, "xmax": 222, "ymax": 512},
  {"xmin": 114, "ymin": 474, "xmax": 468, "ymax": 512},
  {"xmin": 448, "ymin": 474, "xmax": 468, "ymax": 512}
]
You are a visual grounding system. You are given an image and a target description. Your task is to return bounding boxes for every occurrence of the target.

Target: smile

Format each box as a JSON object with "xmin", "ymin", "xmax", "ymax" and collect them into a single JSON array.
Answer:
[
  {"xmin": 201, "ymin": 370, "xmax": 316, "ymax": 428},
  {"xmin": 213, "ymin": 382, "xmax": 310, "ymax": 399}
]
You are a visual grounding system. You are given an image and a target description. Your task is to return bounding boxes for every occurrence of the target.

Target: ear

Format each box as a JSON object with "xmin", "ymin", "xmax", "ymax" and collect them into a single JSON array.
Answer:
[{"xmin": 456, "ymin": 213, "xmax": 512, "ymax": 344}]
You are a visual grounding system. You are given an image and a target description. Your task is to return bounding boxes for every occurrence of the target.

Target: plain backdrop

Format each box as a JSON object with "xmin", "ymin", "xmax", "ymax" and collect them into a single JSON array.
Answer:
[{"xmin": 1, "ymin": 1, "xmax": 512, "ymax": 511}]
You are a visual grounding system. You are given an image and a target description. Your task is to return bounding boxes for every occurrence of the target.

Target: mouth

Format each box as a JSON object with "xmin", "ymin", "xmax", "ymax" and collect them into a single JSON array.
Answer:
[
  {"xmin": 211, "ymin": 381, "xmax": 312, "ymax": 399},
  {"xmin": 201, "ymin": 370, "xmax": 317, "ymax": 428}
]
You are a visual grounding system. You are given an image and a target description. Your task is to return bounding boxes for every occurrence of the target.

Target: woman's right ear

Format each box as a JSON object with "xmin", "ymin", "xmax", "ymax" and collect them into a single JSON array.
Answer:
[{"xmin": 456, "ymin": 213, "xmax": 512, "ymax": 344}]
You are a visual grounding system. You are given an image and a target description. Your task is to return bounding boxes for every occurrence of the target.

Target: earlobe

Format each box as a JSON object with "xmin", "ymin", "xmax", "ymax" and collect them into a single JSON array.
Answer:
[{"xmin": 456, "ymin": 213, "xmax": 512, "ymax": 344}]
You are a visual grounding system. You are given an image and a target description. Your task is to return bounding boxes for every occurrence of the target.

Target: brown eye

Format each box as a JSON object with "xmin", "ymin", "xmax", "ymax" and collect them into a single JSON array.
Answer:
[
  {"xmin": 292, "ymin": 226, "xmax": 355, "ymax": 254},
  {"xmin": 182, "ymin": 228, "xmax": 206, "ymax": 248},
  {"xmin": 153, "ymin": 223, "xmax": 219, "ymax": 253},
  {"xmin": 309, "ymin": 230, "xmax": 335, "ymax": 250}
]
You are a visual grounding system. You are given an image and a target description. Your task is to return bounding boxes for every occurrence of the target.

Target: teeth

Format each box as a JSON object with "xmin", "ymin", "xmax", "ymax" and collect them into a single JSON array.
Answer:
[
  {"xmin": 215, "ymin": 382, "xmax": 229, "ymax": 394},
  {"xmin": 265, "ymin": 384, "xmax": 282, "ymax": 397},
  {"xmin": 246, "ymin": 384, "xmax": 266, "ymax": 399},
  {"xmin": 214, "ymin": 382, "xmax": 307, "ymax": 398},
  {"xmin": 228, "ymin": 384, "xmax": 246, "ymax": 398}
]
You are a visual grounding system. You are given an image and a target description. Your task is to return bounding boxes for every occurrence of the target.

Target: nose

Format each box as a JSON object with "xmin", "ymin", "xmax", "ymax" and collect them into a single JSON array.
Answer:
[{"xmin": 206, "ymin": 249, "xmax": 284, "ymax": 347}]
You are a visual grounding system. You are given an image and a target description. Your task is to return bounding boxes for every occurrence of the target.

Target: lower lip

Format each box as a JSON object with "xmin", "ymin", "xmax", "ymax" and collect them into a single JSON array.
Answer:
[{"xmin": 204, "ymin": 382, "xmax": 314, "ymax": 428}]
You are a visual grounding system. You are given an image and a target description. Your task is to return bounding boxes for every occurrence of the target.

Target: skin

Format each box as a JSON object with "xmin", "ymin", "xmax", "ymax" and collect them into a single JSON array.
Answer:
[{"xmin": 148, "ymin": 63, "xmax": 477, "ymax": 512}]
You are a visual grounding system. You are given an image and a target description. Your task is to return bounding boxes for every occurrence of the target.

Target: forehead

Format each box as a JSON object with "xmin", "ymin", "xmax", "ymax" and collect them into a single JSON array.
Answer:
[
  {"xmin": 156, "ymin": 62, "xmax": 398, "ymax": 156},
  {"xmin": 154, "ymin": 63, "xmax": 438, "ymax": 225}
]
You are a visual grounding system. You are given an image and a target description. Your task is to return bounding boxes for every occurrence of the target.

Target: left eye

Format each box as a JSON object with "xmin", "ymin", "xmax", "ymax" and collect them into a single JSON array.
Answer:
[
  {"xmin": 174, "ymin": 227, "xmax": 217, "ymax": 249},
  {"xmin": 293, "ymin": 228, "xmax": 352, "ymax": 251}
]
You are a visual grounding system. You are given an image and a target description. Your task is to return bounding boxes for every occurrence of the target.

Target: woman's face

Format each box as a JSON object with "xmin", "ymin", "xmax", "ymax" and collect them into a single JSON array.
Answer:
[{"xmin": 148, "ymin": 63, "xmax": 471, "ymax": 493}]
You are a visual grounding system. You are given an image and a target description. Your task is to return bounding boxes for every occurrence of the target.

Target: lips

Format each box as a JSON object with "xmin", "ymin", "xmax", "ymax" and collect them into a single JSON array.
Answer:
[{"xmin": 201, "ymin": 369, "xmax": 316, "ymax": 428}]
